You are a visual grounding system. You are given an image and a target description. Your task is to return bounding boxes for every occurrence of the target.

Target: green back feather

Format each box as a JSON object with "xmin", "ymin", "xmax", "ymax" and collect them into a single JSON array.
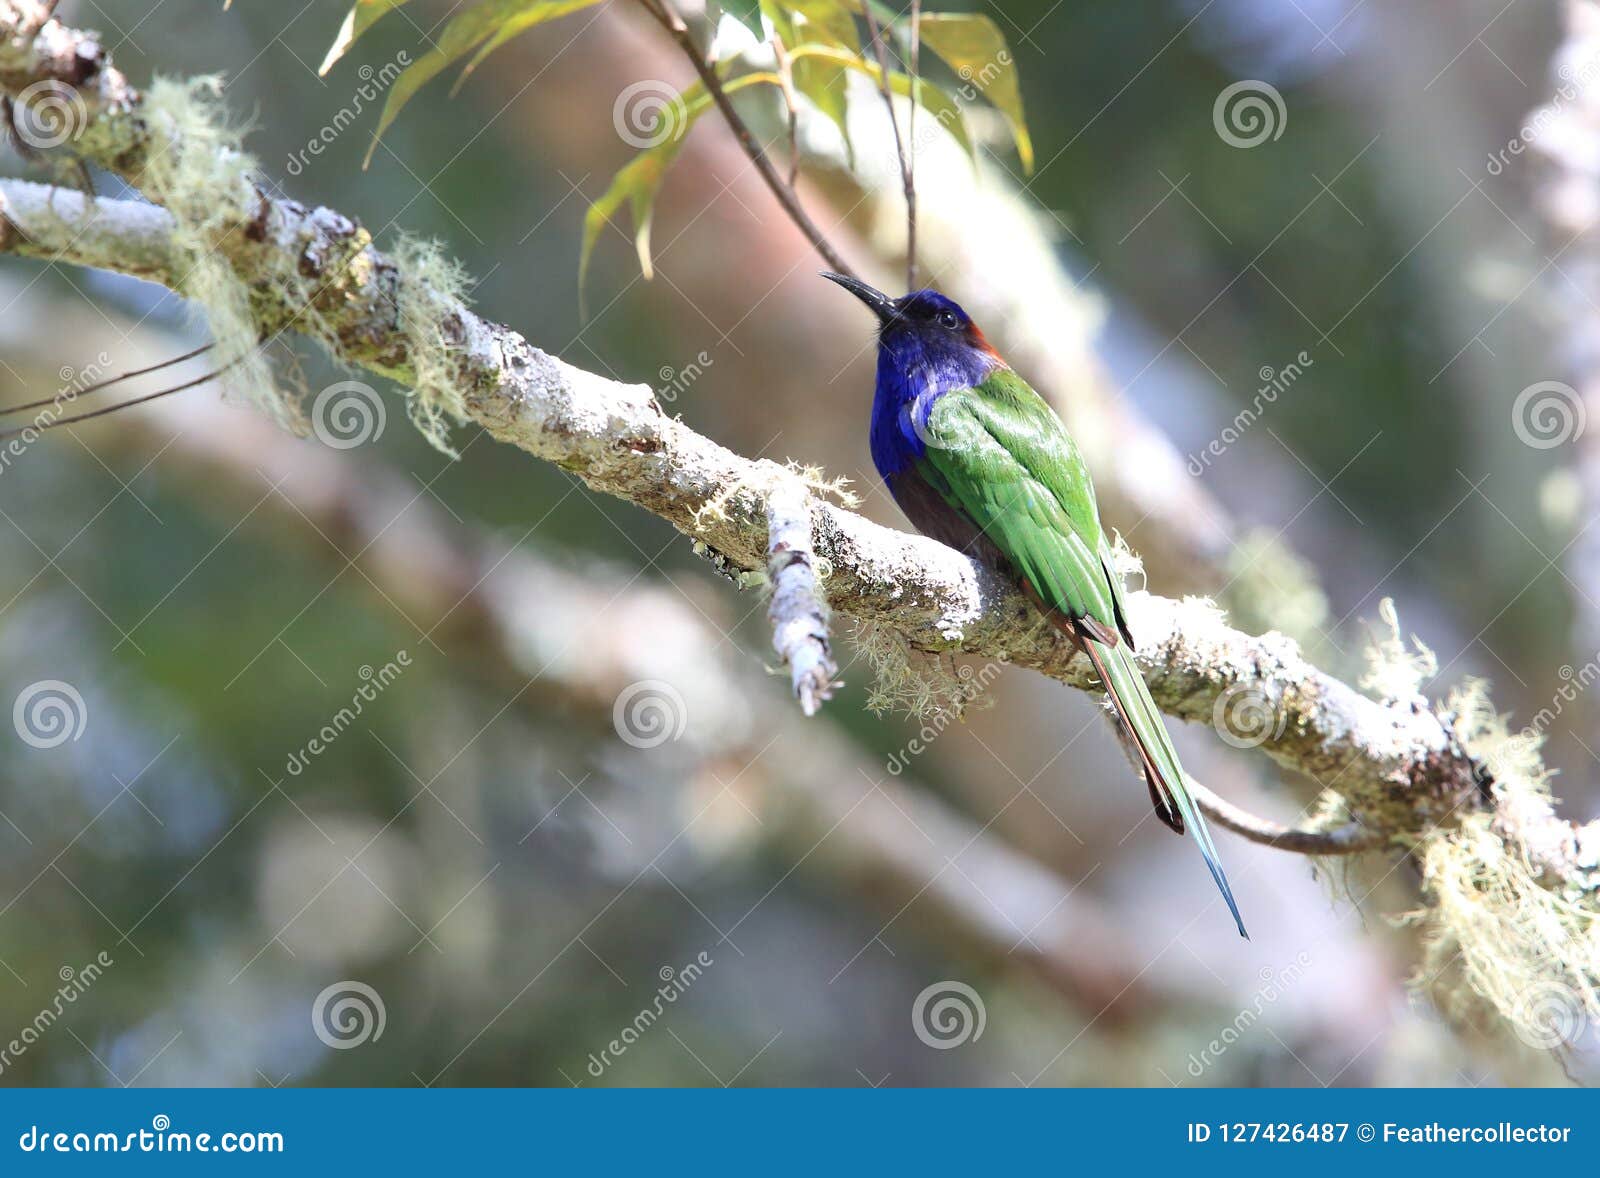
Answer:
[
  {"xmin": 916, "ymin": 369, "xmax": 1123, "ymax": 631},
  {"xmin": 914, "ymin": 369, "xmax": 1248, "ymax": 938}
]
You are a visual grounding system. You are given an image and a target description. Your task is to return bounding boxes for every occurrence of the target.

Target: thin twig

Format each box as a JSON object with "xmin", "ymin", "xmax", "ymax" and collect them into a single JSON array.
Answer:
[
  {"xmin": 634, "ymin": 0, "xmax": 859, "ymax": 280},
  {"xmin": 1188, "ymin": 780, "xmax": 1386, "ymax": 856},
  {"xmin": 0, "ymin": 342, "xmax": 212, "ymax": 417},
  {"xmin": 906, "ymin": 0, "xmax": 919, "ymax": 288},
  {"xmin": 0, "ymin": 363, "xmax": 231, "ymax": 441},
  {"xmin": 1098, "ymin": 707, "xmax": 1378, "ymax": 855},
  {"xmin": 860, "ymin": 0, "xmax": 914, "ymax": 290},
  {"xmin": 771, "ymin": 36, "xmax": 800, "ymax": 189}
]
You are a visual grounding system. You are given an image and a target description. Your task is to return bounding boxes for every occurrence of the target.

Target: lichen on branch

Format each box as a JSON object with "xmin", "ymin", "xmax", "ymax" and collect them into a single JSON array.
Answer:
[{"xmin": 2, "ymin": 0, "xmax": 1598, "ymax": 1053}]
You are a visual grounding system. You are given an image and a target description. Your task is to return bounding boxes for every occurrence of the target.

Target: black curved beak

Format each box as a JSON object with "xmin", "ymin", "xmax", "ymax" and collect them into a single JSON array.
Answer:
[{"xmin": 820, "ymin": 271, "xmax": 897, "ymax": 325}]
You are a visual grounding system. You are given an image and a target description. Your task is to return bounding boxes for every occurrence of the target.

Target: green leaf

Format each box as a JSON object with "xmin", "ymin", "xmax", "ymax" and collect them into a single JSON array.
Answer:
[
  {"xmin": 766, "ymin": 2, "xmax": 856, "ymax": 164},
  {"xmin": 792, "ymin": 55, "xmax": 853, "ymax": 166},
  {"xmin": 789, "ymin": 43, "xmax": 973, "ymax": 163},
  {"xmin": 914, "ymin": 13, "xmax": 1032, "ymax": 172},
  {"xmin": 363, "ymin": 0, "xmax": 603, "ymax": 167},
  {"xmin": 771, "ymin": 0, "xmax": 858, "ymax": 50},
  {"xmin": 757, "ymin": 1, "xmax": 799, "ymax": 45},
  {"xmin": 581, "ymin": 72, "xmax": 781, "ymax": 299},
  {"xmin": 319, "ymin": 0, "xmax": 415, "ymax": 76},
  {"xmin": 820, "ymin": 0, "xmax": 905, "ymax": 35},
  {"xmin": 454, "ymin": 0, "xmax": 603, "ymax": 87},
  {"xmin": 721, "ymin": 0, "xmax": 767, "ymax": 39}
]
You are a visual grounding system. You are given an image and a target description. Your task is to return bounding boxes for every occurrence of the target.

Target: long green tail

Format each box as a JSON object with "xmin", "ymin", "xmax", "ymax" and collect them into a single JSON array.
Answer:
[{"xmin": 1084, "ymin": 638, "xmax": 1249, "ymax": 939}]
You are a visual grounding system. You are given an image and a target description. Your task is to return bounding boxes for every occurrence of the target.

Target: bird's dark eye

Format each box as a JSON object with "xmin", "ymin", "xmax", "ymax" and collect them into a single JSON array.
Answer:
[{"xmin": 938, "ymin": 310, "xmax": 958, "ymax": 329}]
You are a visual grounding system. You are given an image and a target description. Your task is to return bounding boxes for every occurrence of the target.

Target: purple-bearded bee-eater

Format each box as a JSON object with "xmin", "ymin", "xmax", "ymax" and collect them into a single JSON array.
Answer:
[{"xmin": 823, "ymin": 271, "xmax": 1248, "ymax": 939}]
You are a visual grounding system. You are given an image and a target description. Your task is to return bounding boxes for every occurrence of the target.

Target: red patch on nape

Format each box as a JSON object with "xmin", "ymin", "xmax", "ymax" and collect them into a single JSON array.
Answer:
[{"xmin": 965, "ymin": 322, "xmax": 1004, "ymax": 361}]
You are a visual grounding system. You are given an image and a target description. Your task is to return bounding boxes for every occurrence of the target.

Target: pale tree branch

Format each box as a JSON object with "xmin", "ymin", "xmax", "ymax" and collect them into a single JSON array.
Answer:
[
  {"xmin": 0, "ymin": 175, "xmax": 1495, "ymax": 843},
  {"xmin": 3, "ymin": 2, "xmax": 1599, "ymax": 975}
]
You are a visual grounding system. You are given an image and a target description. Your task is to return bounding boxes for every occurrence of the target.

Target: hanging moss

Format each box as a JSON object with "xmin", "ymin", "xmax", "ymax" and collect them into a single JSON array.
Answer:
[
  {"xmin": 1412, "ymin": 679, "xmax": 1600, "ymax": 1053},
  {"xmin": 137, "ymin": 77, "xmax": 473, "ymax": 456}
]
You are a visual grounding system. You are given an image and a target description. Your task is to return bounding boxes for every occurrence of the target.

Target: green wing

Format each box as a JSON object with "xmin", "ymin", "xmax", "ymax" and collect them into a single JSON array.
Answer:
[
  {"xmin": 915, "ymin": 369, "xmax": 1248, "ymax": 938},
  {"xmin": 915, "ymin": 369, "xmax": 1127, "ymax": 642}
]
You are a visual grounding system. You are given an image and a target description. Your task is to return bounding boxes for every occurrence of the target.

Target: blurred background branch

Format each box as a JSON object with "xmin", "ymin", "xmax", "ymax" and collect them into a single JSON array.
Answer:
[{"xmin": 1531, "ymin": 0, "xmax": 1600, "ymax": 667}]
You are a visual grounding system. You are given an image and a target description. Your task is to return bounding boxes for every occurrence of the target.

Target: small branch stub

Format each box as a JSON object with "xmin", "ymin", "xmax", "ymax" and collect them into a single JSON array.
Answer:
[{"xmin": 766, "ymin": 483, "xmax": 838, "ymax": 716}]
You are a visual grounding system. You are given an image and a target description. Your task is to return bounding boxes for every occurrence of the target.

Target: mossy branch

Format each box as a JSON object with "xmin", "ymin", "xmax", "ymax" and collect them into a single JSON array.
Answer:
[
  {"xmin": 3, "ymin": 0, "xmax": 1599, "ymax": 1050},
  {"xmin": 0, "ymin": 0, "xmax": 1559, "ymax": 852},
  {"xmin": 0, "ymin": 175, "xmax": 1495, "ymax": 840}
]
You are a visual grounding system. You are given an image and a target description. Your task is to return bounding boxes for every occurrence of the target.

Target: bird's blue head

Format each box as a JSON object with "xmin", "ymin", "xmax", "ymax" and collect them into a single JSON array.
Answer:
[
  {"xmin": 821, "ymin": 273, "xmax": 1003, "ymax": 393},
  {"xmin": 822, "ymin": 272, "xmax": 1006, "ymax": 478}
]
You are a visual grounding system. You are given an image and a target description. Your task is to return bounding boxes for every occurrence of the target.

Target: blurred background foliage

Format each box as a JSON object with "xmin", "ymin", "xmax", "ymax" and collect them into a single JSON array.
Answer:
[{"xmin": 0, "ymin": 0, "xmax": 1594, "ymax": 1085}]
